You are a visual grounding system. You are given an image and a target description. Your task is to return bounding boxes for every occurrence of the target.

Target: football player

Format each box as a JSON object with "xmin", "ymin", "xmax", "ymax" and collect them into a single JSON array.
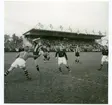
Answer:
[
  {"xmin": 4, "ymin": 46, "xmax": 39, "ymax": 80},
  {"xmin": 74, "ymin": 45, "xmax": 80, "ymax": 63},
  {"xmin": 98, "ymin": 45, "xmax": 108, "ymax": 70},
  {"xmin": 32, "ymin": 38, "xmax": 43, "ymax": 72},
  {"xmin": 42, "ymin": 46, "xmax": 50, "ymax": 62},
  {"xmin": 55, "ymin": 46, "xmax": 71, "ymax": 72}
]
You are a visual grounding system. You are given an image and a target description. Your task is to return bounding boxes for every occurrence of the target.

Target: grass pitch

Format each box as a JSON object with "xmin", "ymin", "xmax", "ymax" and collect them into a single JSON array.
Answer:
[{"xmin": 4, "ymin": 52, "xmax": 108, "ymax": 104}]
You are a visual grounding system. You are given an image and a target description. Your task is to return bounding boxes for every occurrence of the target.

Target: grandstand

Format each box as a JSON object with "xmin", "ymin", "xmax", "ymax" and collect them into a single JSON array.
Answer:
[{"xmin": 23, "ymin": 28, "xmax": 105, "ymax": 52}]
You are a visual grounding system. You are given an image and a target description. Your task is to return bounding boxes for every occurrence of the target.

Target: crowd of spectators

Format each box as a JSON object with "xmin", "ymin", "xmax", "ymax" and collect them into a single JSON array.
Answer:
[
  {"xmin": 29, "ymin": 38, "xmax": 102, "ymax": 52},
  {"xmin": 4, "ymin": 34, "xmax": 102, "ymax": 52}
]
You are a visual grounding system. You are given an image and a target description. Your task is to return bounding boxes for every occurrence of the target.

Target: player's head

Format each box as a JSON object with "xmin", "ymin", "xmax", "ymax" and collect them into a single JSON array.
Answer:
[
  {"xmin": 24, "ymin": 46, "xmax": 29, "ymax": 51},
  {"xmin": 38, "ymin": 41, "xmax": 42, "ymax": 46},
  {"xmin": 59, "ymin": 46, "xmax": 63, "ymax": 51},
  {"xmin": 76, "ymin": 45, "xmax": 79, "ymax": 48}
]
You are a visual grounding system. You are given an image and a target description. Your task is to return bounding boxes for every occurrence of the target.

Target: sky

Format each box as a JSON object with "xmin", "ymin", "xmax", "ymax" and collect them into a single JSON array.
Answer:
[{"xmin": 4, "ymin": 0, "xmax": 109, "ymax": 37}]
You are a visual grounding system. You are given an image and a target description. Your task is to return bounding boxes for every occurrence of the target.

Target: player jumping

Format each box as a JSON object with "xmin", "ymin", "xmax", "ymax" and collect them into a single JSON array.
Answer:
[
  {"xmin": 98, "ymin": 45, "xmax": 108, "ymax": 71},
  {"xmin": 55, "ymin": 46, "xmax": 71, "ymax": 72},
  {"xmin": 32, "ymin": 38, "xmax": 43, "ymax": 72},
  {"xmin": 4, "ymin": 46, "xmax": 39, "ymax": 80}
]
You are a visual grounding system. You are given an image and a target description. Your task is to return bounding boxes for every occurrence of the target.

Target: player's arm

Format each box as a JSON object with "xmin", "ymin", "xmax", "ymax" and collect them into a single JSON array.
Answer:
[
  {"xmin": 39, "ymin": 50, "xmax": 44, "ymax": 55},
  {"xmin": 28, "ymin": 53, "xmax": 40, "ymax": 58},
  {"xmin": 38, "ymin": 50, "xmax": 43, "ymax": 57},
  {"xmin": 78, "ymin": 48, "xmax": 80, "ymax": 52},
  {"xmin": 73, "ymin": 49, "xmax": 75, "ymax": 53},
  {"xmin": 32, "ymin": 45, "xmax": 35, "ymax": 49},
  {"xmin": 55, "ymin": 51, "xmax": 58, "ymax": 58},
  {"xmin": 64, "ymin": 52, "xmax": 68, "ymax": 60},
  {"xmin": 15, "ymin": 53, "xmax": 20, "ymax": 58},
  {"xmin": 32, "ymin": 38, "xmax": 40, "ymax": 42}
]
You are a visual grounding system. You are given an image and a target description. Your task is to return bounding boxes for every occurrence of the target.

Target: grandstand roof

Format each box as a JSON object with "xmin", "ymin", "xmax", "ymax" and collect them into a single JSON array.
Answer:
[{"xmin": 23, "ymin": 28, "xmax": 104, "ymax": 40}]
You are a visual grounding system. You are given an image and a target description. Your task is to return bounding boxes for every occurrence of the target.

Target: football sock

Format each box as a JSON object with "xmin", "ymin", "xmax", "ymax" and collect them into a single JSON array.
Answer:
[
  {"xmin": 24, "ymin": 70, "xmax": 31, "ymax": 79},
  {"xmin": 76, "ymin": 59, "xmax": 79, "ymax": 63},
  {"xmin": 66, "ymin": 66, "xmax": 70, "ymax": 71},
  {"xmin": 36, "ymin": 65, "xmax": 40, "ymax": 71},
  {"xmin": 34, "ymin": 60, "xmax": 40, "ymax": 71},
  {"xmin": 59, "ymin": 67, "xmax": 62, "ymax": 72},
  {"xmin": 98, "ymin": 64, "xmax": 103, "ymax": 70},
  {"xmin": 4, "ymin": 70, "xmax": 9, "ymax": 76}
]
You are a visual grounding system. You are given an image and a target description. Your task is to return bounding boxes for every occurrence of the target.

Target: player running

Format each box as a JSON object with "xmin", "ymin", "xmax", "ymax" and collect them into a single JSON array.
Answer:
[
  {"xmin": 74, "ymin": 45, "xmax": 80, "ymax": 63},
  {"xmin": 98, "ymin": 45, "xmax": 108, "ymax": 71},
  {"xmin": 4, "ymin": 46, "xmax": 39, "ymax": 80},
  {"xmin": 55, "ymin": 46, "xmax": 71, "ymax": 72}
]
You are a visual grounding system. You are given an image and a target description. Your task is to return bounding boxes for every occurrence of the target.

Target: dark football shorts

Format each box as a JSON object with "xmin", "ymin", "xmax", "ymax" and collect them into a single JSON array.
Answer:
[
  {"xmin": 75, "ymin": 52, "xmax": 80, "ymax": 57},
  {"xmin": 44, "ymin": 55, "xmax": 47, "ymax": 58},
  {"xmin": 43, "ymin": 52, "xmax": 48, "ymax": 58}
]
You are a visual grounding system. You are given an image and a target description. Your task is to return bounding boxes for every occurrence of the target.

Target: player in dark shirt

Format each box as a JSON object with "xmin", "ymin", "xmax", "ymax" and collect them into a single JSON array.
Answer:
[
  {"xmin": 55, "ymin": 46, "xmax": 70, "ymax": 72},
  {"xmin": 102, "ymin": 48, "xmax": 108, "ymax": 55},
  {"xmin": 98, "ymin": 45, "xmax": 108, "ymax": 70},
  {"xmin": 19, "ymin": 47, "xmax": 24, "ymax": 52}
]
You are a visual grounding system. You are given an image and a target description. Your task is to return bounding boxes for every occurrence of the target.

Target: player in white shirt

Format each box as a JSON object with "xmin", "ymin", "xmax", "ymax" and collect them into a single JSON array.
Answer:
[{"xmin": 4, "ymin": 46, "xmax": 39, "ymax": 80}]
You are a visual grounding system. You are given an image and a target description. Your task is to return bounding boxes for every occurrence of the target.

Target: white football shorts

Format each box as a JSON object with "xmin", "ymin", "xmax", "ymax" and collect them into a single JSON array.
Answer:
[
  {"xmin": 58, "ymin": 57, "xmax": 67, "ymax": 65},
  {"xmin": 101, "ymin": 55, "xmax": 108, "ymax": 63},
  {"xmin": 11, "ymin": 58, "xmax": 26, "ymax": 68}
]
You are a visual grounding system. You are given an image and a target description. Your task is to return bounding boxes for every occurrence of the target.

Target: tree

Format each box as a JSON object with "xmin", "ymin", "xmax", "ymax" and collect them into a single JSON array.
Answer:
[
  {"xmin": 4, "ymin": 34, "xmax": 11, "ymax": 51},
  {"xmin": 60, "ymin": 25, "xmax": 63, "ymax": 31},
  {"xmin": 12, "ymin": 33, "xmax": 21, "ymax": 48},
  {"xmin": 4, "ymin": 34, "xmax": 10, "ymax": 43},
  {"xmin": 50, "ymin": 24, "xmax": 53, "ymax": 29}
]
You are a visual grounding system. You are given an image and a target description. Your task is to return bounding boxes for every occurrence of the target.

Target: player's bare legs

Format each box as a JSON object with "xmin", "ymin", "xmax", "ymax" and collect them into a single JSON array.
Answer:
[
  {"xmin": 98, "ymin": 56, "xmax": 107, "ymax": 71},
  {"xmin": 98, "ymin": 64, "xmax": 103, "ymax": 71},
  {"xmin": 4, "ymin": 66, "xmax": 15, "ymax": 84},
  {"xmin": 22, "ymin": 67, "xmax": 31, "ymax": 80},
  {"xmin": 77, "ymin": 57, "xmax": 80, "ymax": 63},
  {"xmin": 65, "ymin": 64, "xmax": 71, "ymax": 72},
  {"xmin": 4, "ymin": 66, "xmax": 15, "ymax": 76},
  {"xmin": 98, "ymin": 58, "xmax": 104, "ymax": 71},
  {"xmin": 5, "ymin": 66, "xmax": 31, "ymax": 80},
  {"xmin": 58, "ymin": 64, "xmax": 62, "ymax": 72},
  {"xmin": 34, "ymin": 58, "xmax": 40, "ymax": 72},
  {"xmin": 75, "ymin": 57, "xmax": 80, "ymax": 63},
  {"xmin": 58, "ymin": 63, "xmax": 71, "ymax": 73},
  {"xmin": 43, "ymin": 56, "xmax": 47, "ymax": 63},
  {"xmin": 43, "ymin": 53, "xmax": 50, "ymax": 63},
  {"xmin": 75, "ymin": 57, "xmax": 78, "ymax": 63}
]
